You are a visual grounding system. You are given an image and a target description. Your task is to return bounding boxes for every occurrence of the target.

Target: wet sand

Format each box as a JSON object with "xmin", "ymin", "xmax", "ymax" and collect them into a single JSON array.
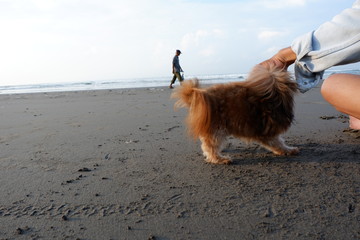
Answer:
[{"xmin": 0, "ymin": 85, "xmax": 359, "ymax": 239}]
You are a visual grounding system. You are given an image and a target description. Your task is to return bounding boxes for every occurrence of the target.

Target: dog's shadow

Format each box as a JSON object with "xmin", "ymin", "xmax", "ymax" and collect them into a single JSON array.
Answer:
[{"xmin": 223, "ymin": 142, "xmax": 359, "ymax": 166}]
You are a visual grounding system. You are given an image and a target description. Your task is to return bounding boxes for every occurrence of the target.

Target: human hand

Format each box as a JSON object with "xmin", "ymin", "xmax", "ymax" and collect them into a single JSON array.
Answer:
[{"xmin": 259, "ymin": 47, "xmax": 296, "ymax": 70}]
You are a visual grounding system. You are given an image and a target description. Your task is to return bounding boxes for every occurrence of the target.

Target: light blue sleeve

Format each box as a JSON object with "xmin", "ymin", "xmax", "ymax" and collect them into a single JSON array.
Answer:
[{"xmin": 291, "ymin": 0, "xmax": 360, "ymax": 93}]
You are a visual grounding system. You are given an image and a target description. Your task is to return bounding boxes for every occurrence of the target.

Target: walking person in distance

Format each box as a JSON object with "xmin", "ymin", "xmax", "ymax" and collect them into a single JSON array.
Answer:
[{"xmin": 170, "ymin": 49, "xmax": 184, "ymax": 89}]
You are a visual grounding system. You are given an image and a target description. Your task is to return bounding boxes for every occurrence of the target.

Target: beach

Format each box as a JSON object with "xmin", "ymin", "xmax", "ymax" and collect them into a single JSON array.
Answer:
[{"xmin": 0, "ymin": 85, "xmax": 359, "ymax": 239}]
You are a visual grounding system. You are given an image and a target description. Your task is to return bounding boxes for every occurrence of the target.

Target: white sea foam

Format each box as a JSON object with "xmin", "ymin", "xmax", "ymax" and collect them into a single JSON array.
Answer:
[
  {"xmin": 0, "ymin": 73, "xmax": 246, "ymax": 94},
  {"xmin": 0, "ymin": 69, "xmax": 358, "ymax": 95}
]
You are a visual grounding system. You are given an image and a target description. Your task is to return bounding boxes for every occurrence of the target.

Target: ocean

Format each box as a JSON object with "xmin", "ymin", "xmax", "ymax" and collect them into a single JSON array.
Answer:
[
  {"xmin": 0, "ymin": 69, "xmax": 359, "ymax": 95},
  {"xmin": 0, "ymin": 73, "xmax": 246, "ymax": 95}
]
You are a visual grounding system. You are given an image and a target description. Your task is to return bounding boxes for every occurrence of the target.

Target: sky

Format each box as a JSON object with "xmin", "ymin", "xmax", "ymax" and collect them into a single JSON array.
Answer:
[{"xmin": 0, "ymin": 0, "xmax": 358, "ymax": 85}]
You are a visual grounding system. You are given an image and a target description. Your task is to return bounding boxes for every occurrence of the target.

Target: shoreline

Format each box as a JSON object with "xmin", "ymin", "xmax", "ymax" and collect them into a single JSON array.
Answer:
[
  {"xmin": 1, "ymin": 67, "xmax": 359, "ymax": 95},
  {"xmin": 0, "ymin": 85, "xmax": 359, "ymax": 239}
]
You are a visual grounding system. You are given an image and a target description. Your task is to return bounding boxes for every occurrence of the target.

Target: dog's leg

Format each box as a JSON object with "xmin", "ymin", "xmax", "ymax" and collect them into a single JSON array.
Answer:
[
  {"xmin": 200, "ymin": 135, "xmax": 232, "ymax": 164},
  {"xmin": 258, "ymin": 136, "xmax": 299, "ymax": 156}
]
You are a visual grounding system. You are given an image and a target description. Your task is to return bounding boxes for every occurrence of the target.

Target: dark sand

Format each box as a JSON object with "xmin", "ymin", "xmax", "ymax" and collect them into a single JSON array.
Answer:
[{"xmin": 0, "ymin": 85, "xmax": 359, "ymax": 239}]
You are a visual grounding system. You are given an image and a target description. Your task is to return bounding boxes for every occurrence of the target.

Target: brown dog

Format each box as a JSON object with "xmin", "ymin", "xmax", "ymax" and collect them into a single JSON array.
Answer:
[{"xmin": 171, "ymin": 65, "xmax": 299, "ymax": 164}]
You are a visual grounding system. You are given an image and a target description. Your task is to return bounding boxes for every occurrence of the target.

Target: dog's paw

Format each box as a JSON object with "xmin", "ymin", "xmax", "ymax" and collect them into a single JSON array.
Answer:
[
  {"xmin": 287, "ymin": 147, "xmax": 299, "ymax": 155},
  {"xmin": 205, "ymin": 156, "xmax": 232, "ymax": 165},
  {"xmin": 273, "ymin": 147, "xmax": 299, "ymax": 156},
  {"xmin": 282, "ymin": 147, "xmax": 299, "ymax": 156}
]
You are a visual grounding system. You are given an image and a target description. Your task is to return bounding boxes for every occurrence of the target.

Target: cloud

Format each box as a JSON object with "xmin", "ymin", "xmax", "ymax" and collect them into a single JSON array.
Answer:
[
  {"xmin": 181, "ymin": 30, "xmax": 209, "ymax": 49},
  {"xmin": 212, "ymin": 28, "xmax": 225, "ymax": 37},
  {"xmin": 265, "ymin": 46, "xmax": 280, "ymax": 55},
  {"xmin": 31, "ymin": 0, "xmax": 58, "ymax": 10},
  {"xmin": 181, "ymin": 29, "xmax": 225, "ymax": 50},
  {"xmin": 258, "ymin": 30, "xmax": 286, "ymax": 41},
  {"xmin": 261, "ymin": 0, "xmax": 307, "ymax": 9},
  {"xmin": 199, "ymin": 46, "xmax": 215, "ymax": 57}
]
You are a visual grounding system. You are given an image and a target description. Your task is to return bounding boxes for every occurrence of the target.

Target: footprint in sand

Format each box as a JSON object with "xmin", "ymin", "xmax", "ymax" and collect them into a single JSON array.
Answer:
[{"xmin": 167, "ymin": 126, "xmax": 180, "ymax": 132}]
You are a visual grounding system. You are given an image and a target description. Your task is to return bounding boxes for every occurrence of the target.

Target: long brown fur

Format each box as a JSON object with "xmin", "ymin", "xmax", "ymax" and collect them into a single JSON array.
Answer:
[{"xmin": 171, "ymin": 65, "xmax": 299, "ymax": 164}]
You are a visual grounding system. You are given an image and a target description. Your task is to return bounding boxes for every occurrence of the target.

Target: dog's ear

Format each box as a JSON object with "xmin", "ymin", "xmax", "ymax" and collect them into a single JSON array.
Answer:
[
  {"xmin": 245, "ymin": 65, "xmax": 297, "ymax": 100},
  {"xmin": 245, "ymin": 65, "xmax": 297, "ymax": 133}
]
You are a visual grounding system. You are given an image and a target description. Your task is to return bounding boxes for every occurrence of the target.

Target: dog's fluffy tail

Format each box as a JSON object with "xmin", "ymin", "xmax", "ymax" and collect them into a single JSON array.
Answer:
[
  {"xmin": 171, "ymin": 78, "xmax": 200, "ymax": 108},
  {"xmin": 171, "ymin": 78, "xmax": 212, "ymax": 138}
]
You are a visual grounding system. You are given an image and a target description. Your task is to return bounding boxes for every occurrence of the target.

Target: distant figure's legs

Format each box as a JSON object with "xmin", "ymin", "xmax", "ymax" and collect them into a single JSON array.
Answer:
[{"xmin": 169, "ymin": 72, "xmax": 183, "ymax": 89}]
